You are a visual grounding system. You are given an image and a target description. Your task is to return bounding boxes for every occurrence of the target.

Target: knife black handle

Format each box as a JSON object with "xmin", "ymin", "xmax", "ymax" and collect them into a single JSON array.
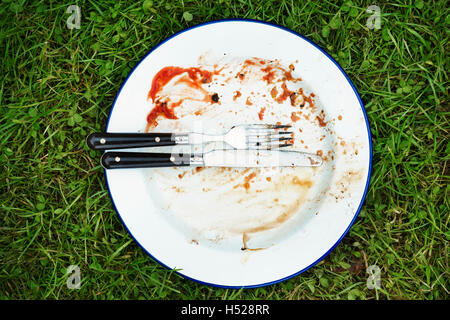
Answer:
[
  {"xmin": 101, "ymin": 152, "xmax": 192, "ymax": 169},
  {"xmin": 86, "ymin": 132, "xmax": 175, "ymax": 150}
]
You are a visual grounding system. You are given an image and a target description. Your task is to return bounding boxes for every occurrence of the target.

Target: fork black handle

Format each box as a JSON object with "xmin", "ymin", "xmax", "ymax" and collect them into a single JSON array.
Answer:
[
  {"xmin": 101, "ymin": 152, "xmax": 192, "ymax": 169},
  {"xmin": 86, "ymin": 132, "xmax": 175, "ymax": 150}
]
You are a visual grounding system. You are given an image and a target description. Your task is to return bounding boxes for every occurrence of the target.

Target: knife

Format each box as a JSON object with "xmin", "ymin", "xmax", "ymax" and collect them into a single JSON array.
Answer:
[{"xmin": 101, "ymin": 149, "xmax": 322, "ymax": 169}]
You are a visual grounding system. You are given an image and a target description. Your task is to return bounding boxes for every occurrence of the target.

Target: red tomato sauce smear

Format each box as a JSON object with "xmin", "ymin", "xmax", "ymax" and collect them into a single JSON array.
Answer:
[{"xmin": 146, "ymin": 66, "xmax": 218, "ymax": 129}]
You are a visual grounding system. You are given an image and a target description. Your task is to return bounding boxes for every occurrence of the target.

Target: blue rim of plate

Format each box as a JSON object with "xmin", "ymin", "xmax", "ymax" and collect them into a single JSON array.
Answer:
[{"xmin": 103, "ymin": 18, "xmax": 373, "ymax": 289}]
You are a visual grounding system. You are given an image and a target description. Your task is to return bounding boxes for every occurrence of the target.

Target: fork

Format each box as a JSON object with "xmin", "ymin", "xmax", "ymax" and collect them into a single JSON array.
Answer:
[{"xmin": 86, "ymin": 124, "xmax": 293, "ymax": 150}]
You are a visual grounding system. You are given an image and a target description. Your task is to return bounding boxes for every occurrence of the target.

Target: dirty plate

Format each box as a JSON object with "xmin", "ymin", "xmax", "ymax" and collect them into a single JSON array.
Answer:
[{"xmin": 104, "ymin": 19, "xmax": 372, "ymax": 288}]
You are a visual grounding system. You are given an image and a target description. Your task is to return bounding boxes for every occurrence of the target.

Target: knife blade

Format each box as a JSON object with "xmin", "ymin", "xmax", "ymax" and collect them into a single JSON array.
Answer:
[
  {"xmin": 101, "ymin": 149, "xmax": 322, "ymax": 169},
  {"xmin": 203, "ymin": 149, "xmax": 322, "ymax": 167}
]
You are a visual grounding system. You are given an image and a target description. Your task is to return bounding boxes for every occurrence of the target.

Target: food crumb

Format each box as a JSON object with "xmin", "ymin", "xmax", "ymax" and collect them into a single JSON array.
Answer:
[
  {"xmin": 316, "ymin": 111, "xmax": 327, "ymax": 127},
  {"xmin": 270, "ymin": 87, "xmax": 278, "ymax": 99},
  {"xmin": 236, "ymin": 72, "xmax": 245, "ymax": 80},
  {"xmin": 211, "ymin": 93, "xmax": 219, "ymax": 103},
  {"xmin": 291, "ymin": 112, "xmax": 300, "ymax": 122},
  {"xmin": 258, "ymin": 107, "xmax": 266, "ymax": 120},
  {"xmin": 262, "ymin": 66, "xmax": 276, "ymax": 84},
  {"xmin": 243, "ymin": 172, "xmax": 257, "ymax": 191}
]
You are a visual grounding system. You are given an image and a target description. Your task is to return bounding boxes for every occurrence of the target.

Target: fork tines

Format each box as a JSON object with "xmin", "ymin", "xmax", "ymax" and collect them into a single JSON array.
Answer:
[{"xmin": 245, "ymin": 124, "xmax": 294, "ymax": 150}]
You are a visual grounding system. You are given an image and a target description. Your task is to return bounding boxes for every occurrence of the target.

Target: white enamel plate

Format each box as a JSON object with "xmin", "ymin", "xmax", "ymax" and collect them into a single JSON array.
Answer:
[{"xmin": 104, "ymin": 20, "xmax": 372, "ymax": 288}]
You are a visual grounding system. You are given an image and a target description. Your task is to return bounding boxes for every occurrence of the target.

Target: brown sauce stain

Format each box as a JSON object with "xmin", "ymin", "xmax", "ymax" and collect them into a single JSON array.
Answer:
[
  {"xmin": 235, "ymin": 175, "xmax": 313, "ymax": 234},
  {"xmin": 292, "ymin": 177, "xmax": 313, "ymax": 187},
  {"xmin": 241, "ymin": 233, "xmax": 264, "ymax": 251},
  {"xmin": 243, "ymin": 198, "xmax": 303, "ymax": 234}
]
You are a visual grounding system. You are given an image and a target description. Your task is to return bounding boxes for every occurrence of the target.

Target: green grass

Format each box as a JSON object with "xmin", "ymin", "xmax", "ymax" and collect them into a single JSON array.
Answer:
[{"xmin": 1, "ymin": 0, "xmax": 448, "ymax": 300}]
